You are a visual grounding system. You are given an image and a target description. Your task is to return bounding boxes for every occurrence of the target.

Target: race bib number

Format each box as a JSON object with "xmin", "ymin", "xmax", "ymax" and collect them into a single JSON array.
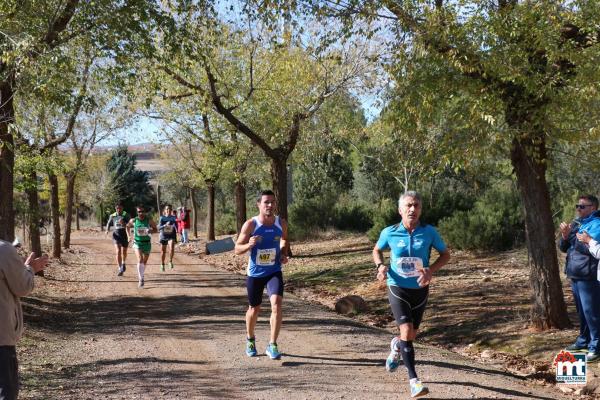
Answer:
[
  {"xmin": 164, "ymin": 225, "xmax": 174, "ymax": 234},
  {"xmin": 396, "ymin": 257, "xmax": 424, "ymax": 278},
  {"xmin": 115, "ymin": 216, "xmax": 125, "ymax": 229},
  {"xmin": 256, "ymin": 248, "xmax": 277, "ymax": 266},
  {"xmin": 137, "ymin": 227, "xmax": 150, "ymax": 237}
]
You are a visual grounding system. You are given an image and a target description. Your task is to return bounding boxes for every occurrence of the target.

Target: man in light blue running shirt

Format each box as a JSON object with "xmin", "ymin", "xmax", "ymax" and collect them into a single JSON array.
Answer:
[
  {"xmin": 235, "ymin": 190, "xmax": 289, "ymax": 360},
  {"xmin": 372, "ymin": 191, "xmax": 450, "ymax": 398}
]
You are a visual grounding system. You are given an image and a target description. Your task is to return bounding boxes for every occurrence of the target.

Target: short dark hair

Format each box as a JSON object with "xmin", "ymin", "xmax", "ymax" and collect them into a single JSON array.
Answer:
[
  {"xmin": 257, "ymin": 190, "xmax": 276, "ymax": 203},
  {"xmin": 579, "ymin": 195, "xmax": 599, "ymax": 209},
  {"xmin": 164, "ymin": 204, "xmax": 172, "ymax": 210},
  {"xmin": 115, "ymin": 202, "xmax": 123, "ymax": 207},
  {"xmin": 136, "ymin": 205, "xmax": 145, "ymax": 211}
]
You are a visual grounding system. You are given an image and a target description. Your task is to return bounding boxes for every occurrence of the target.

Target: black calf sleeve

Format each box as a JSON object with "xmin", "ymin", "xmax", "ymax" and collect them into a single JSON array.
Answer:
[{"xmin": 399, "ymin": 340, "xmax": 417, "ymax": 379}]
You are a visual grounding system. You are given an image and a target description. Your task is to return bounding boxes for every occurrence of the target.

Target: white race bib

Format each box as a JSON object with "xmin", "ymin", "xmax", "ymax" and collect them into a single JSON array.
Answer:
[
  {"xmin": 164, "ymin": 225, "xmax": 174, "ymax": 234},
  {"xmin": 256, "ymin": 248, "xmax": 277, "ymax": 266},
  {"xmin": 137, "ymin": 227, "xmax": 150, "ymax": 237},
  {"xmin": 115, "ymin": 216, "xmax": 126, "ymax": 229},
  {"xmin": 396, "ymin": 257, "xmax": 424, "ymax": 278}
]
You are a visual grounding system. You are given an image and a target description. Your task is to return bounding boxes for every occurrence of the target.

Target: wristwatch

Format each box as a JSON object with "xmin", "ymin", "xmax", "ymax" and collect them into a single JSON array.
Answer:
[{"xmin": 376, "ymin": 263, "xmax": 385, "ymax": 269}]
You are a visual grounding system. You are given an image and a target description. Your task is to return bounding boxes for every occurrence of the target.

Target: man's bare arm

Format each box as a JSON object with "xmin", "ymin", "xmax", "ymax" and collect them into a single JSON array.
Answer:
[{"xmin": 235, "ymin": 220, "xmax": 257, "ymax": 255}]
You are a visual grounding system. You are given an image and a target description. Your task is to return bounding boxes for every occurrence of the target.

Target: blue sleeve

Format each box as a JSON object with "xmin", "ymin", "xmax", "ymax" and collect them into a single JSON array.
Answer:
[
  {"xmin": 376, "ymin": 228, "xmax": 390, "ymax": 250},
  {"xmin": 430, "ymin": 226, "xmax": 447, "ymax": 252},
  {"xmin": 580, "ymin": 220, "xmax": 600, "ymax": 241}
]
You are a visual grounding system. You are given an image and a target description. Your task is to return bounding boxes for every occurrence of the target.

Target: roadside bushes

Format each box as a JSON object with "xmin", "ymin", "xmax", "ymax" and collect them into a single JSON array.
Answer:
[
  {"xmin": 289, "ymin": 194, "xmax": 372, "ymax": 239},
  {"xmin": 438, "ymin": 184, "xmax": 524, "ymax": 251},
  {"xmin": 289, "ymin": 179, "xmax": 525, "ymax": 252},
  {"xmin": 366, "ymin": 198, "xmax": 399, "ymax": 242},
  {"xmin": 215, "ymin": 212, "xmax": 237, "ymax": 235}
]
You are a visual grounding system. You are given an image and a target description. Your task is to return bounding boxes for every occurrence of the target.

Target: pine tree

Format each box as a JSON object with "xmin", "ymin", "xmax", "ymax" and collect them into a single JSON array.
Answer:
[{"xmin": 106, "ymin": 146, "xmax": 155, "ymax": 214}]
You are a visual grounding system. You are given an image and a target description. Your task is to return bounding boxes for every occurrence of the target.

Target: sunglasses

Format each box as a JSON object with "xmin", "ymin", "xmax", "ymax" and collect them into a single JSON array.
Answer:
[{"xmin": 575, "ymin": 204, "xmax": 593, "ymax": 210}]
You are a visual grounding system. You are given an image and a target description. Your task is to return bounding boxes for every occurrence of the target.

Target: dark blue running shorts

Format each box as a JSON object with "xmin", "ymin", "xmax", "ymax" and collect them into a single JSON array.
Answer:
[
  {"xmin": 388, "ymin": 285, "xmax": 429, "ymax": 329},
  {"xmin": 159, "ymin": 236, "xmax": 177, "ymax": 246},
  {"xmin": 246, "ymin": 271, "xmax": 284, "ymax": 307}
]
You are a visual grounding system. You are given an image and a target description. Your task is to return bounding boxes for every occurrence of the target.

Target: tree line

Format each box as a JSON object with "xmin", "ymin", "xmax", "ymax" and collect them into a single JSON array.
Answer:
[{"xmin": 1, "ymin": 1, "xmax": 599, "ymax": 330}]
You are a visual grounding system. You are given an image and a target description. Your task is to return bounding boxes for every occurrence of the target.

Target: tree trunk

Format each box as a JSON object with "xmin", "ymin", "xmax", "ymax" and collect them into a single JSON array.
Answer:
[
  {"xmin": 234, "ymin": 179, "xmax": 247, "ymax": 233},
  {"xmin": 99, "ymin": 201, "xmax": 104, "ymax": 231},
  {"xmin": 503, "ymin": 88, "xmax": 570, "ymax": 330},
  {"xmin": 48, "ymin": 173, "xmax": 61, "ymax": 258},
  {"xmin": 22, "ymin": 219, "xmax": 27, "ymax": 248},
  {"xmin": 510, "ymin": 135, "xmax": 571, "ymax": 330},
  {"xmin": 270, "ymin": 157, "xmax": 289, "ymax": 221},
  {"xmin": 156, "ymin": 183, "xmax": 161, "ymax": 214},
  {"xmin": 63, "ymin": 174, "xmax": 76, "ymax": 248},
  {"xmin": 0, "ymin": 80, "xmax": 15, "ymax": 242},
  {"xmin": 190, "ymin": 187, "xmax": 198, "ymax": 238},
  {"xmin": 75, "ymin": 193, "xmax": 80, "ymax": 231},
  {"xmin": 25, "ymin": 171, "xmax": 42, "ymax": 261},
  {"xmin": 206, "ymin": 181, "xmax": 215, "ymax": 241}
]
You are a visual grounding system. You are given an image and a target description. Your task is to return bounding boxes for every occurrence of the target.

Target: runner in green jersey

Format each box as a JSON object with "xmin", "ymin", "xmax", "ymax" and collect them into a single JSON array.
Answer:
[{"xmin": 126, "ymin": 205, "xmax": 157, "ymax": 288}]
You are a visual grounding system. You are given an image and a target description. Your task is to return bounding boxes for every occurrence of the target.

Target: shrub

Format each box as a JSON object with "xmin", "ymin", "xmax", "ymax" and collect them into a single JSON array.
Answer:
[
  {"xmin": 438, "ymin": 184, "xmax": 524, "ymax": 251},
  {"xmin": 333, "ymin": 202, "xmax": 372, "ymax": 231},
  {"xmin": 289, "ymin": 195, "xmax": 337, "ymax": 238},
  {"xmin": 215, "ymin": 212, "xmax": 237, "ymax": 235},
  {"xmin": 289, "ymin": 193, "xmax": 373, "ymax": 237},
  {"xmin": 367, "ymin": 198, "xmax": 400, "ymax": 242},
  {"xmin": 420, "ymin": 188, "xmax": 476, "ymax": 225}
]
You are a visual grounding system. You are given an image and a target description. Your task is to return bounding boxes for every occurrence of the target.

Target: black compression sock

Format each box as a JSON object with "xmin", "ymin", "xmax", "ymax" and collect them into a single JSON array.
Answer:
[{"xmin": 399, "ymin": 340, "xmax": 418, "ymax": 379}]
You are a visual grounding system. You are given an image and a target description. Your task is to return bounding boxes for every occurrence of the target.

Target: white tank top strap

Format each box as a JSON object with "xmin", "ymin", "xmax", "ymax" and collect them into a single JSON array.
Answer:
[{"xmin": 251, "ymin": 217, "xmax": 262, "ymax": 234}]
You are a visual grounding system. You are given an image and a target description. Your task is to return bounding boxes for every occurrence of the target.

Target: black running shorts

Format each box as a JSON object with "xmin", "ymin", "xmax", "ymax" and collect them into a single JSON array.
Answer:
[
  {"xmin": 159, "ymin": 236, "xmax": 177, "ymax": 246},
  {"xmin": 112, "ymin": 233, "xmax": 129, "ymax": 248},
  {"xmin": 387, "ymin": 285, "xmax": 429, "ymax": 329}
]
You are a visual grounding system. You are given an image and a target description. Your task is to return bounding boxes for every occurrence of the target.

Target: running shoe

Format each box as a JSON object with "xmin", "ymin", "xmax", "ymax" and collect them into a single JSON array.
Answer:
[
  {"xmin": 566, "ymin": 343, "xmax": 588, "ymax": 352},
  {"xmin": 160, "ymin": 264, "xmax": 165, "ymax": 272},
  {"xmin": 117, "ymin": 266, "xmax": 124, "ymax": 276},
  {"xmin": 246, "ymin": 338, "xmax": 257, "ymax": 357},
  {"xmin": 386, "ymin": 337, "xmax": 401, "ymax": 372},
  {"xmin": 138, "ymin": 279, "xmax": 144, "ymax": 288},
  {"xmin": 169, "ymin": 262, "xmax": 174, "ymax": 270},
  {"xmin": 265, "ymin": 342, "xmax": 281, "ymax": 360},
  {"xmin": 410, "ymin": 379, "xmax": 429, "ymax": 398},
  {"xmin": 587, "ymin": 353, "xmax": 600, "ymax": 362}
]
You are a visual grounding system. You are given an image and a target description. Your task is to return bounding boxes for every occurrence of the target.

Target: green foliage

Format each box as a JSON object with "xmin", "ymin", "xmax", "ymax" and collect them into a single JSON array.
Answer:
[
  {"xmin": 215, "ymin": 212, "xmax": 237, "ymax": 236},
  {"xmin": 366, "ymin": 198, "xmax": 400, "ymax": 242},
  {"xmin": 419, "ymin": 176, "xmax": 480, "ymax": 226},
  {"xmin": 353, "ymin": 157, "xmax": 402, "ymax": 203},
  {"xmin": 438, "ymin": 183, "xmax": 525, "ymax": 251},
  {"xmin": 289, "ymin": 193, "xmax": 373, "ymax": 239},
  {"xmin": 289, "ymin": 195, "xmax": 336, "ymax": 235},
  {"xmin": 332, "ymin": 200, "xmax": 372, "ymax": 232},
  {"xmin": 106, "ymin": 146, "xmax": 155, "ymax": 213},
  {"xmin": 294, "ymin": 91, "xmax": 365, "ymax": 200}
]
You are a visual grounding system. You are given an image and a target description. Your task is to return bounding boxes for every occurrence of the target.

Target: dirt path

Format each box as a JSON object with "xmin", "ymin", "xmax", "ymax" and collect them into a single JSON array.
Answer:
[{"xmin": 19, "ymin": 233, "xmax": 565, "ymax": 399}]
